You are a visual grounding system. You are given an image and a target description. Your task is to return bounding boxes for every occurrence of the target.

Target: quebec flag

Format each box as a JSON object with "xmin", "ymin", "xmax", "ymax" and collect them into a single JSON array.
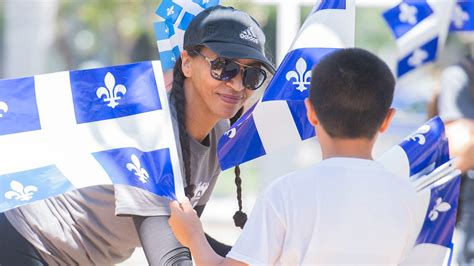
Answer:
[
  {"xmin": 450, "ymin": 0, "xmax": 474, "ymax": 32},
  {"xmin": 218, "ymin": 0, "xmax": 355, "ymax": 170},
  {"xmin": 0, "ymin": 61, "xmax": 184, "ymax": 213},
  {"xmin": 383, "ymin": 0, "xmax": 456, "ymax": 77},
  {"xmin": 378, "ymin": 117, "xmax": 461, "ymax": 265},
  {"xmin": 154, "ymin": 0, "xmax": 220, "ymax": 89}
]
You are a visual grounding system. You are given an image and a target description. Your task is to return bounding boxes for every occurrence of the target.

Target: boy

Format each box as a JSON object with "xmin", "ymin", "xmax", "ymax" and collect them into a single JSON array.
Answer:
[{"xmin": 168, "ymin": 48, "xmax": 420, "ymax": 265}]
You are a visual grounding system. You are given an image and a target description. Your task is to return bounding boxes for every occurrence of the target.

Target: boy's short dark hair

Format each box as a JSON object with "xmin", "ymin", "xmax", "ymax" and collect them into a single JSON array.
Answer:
[{"xmin": 309, "ymin": 48, "xmax": 395, "ymax": 139}]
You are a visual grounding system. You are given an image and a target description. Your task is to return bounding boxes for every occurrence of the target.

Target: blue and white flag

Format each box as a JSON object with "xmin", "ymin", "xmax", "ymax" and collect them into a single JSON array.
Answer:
[
  {"xmin": 218, "ymin": 0, "xmax": 355, "ymax": 170},
  {"xmin": 378, "ymin": 117, "xmax": 461, "ymax": 265},
  {"xmin": 383, "ymin": 0, "xmax": 456, "ymax": 77},
  {"xmin": 0, "ymin": 61, "xmax": 184, "ymax": 213},
  {"xmin": 450, "ymin": 0, "xmax": 474, "ymax": 31},
  {"xmin": 154, "ymin": 0, "xmax": 221, "ymax": 89},
  {"xmin": 379, "ymin": 117, "xmax": 450, "ymax": 178}
]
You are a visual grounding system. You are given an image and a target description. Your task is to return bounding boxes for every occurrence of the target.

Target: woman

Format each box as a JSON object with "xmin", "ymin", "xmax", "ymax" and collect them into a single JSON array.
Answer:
[{"xmin": 0, "ymin": 5, "xmax": 274, "ymax": 265}]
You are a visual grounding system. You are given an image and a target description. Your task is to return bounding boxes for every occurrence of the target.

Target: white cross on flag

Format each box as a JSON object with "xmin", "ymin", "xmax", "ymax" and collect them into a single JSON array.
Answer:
[
  {"xmin": 218, "ymin": 0, "xmax": 355, "ymax": 170},
  {"xmin": 378, "ymin": 117, "xmax": 460, "ymax": 265},
  {"xmin": 0, "ymin": 61, "xmax": 184, "ymax": 213},
  {"xmin": 383, "ymin": 0, "xmax": 456, "ymax": 77}
]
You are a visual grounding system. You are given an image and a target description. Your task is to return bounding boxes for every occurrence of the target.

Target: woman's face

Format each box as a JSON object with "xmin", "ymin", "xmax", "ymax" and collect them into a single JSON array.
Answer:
[{"xmin": 182, "ymin": 47, "xmax": 260, "ymax": 121}]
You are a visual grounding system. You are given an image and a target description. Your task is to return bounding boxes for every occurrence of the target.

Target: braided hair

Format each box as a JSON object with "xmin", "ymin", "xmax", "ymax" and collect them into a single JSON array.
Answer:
[
  {"xmin": 230, "ymin": 109, "xmax": 247, "ymax": 229},
  {"xmin": 170, "ymin": 54, "xmax": 195, "ymax": 199},
  {"xmin": 170, "ymin": 48, "xmax": 247, "ymax": 228}
]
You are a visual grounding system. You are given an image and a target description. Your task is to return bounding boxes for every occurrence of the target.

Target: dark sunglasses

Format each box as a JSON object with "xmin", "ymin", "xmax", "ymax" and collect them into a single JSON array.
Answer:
[{"xmin": 194, "ymin": 51, "xmax": 267, "ymax": 90}]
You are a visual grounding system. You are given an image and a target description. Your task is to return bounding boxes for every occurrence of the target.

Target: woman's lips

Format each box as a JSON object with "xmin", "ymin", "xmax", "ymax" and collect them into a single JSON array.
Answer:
[{"xmin": 217, "ymin": 93, "xmax": 243, "ymax": 105}]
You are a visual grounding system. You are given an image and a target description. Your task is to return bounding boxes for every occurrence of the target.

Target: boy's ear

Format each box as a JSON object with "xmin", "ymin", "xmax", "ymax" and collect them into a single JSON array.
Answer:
[
  {"xmin": 305, "ymin": 98, "xmax": 318, "ymax": 126},
  {"xmin": 181, "ymin": 51, "xmax": 193, "ymax": 78},
  {"xmin": 379, "ymin": 108, "xmax": 396, "ymax": 133}
]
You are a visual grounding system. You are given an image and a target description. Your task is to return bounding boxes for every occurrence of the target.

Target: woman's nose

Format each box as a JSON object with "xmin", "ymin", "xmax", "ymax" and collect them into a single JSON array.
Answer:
[{"xmin": 225, "ymin": 72, "xmax": 245, "ymax": 92}]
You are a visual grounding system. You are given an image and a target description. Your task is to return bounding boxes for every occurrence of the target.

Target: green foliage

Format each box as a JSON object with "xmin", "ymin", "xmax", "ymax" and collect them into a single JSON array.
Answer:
[
  {"xmin": 52, "ymin": 1, "xmax": 396, "ymax": 71},
  {"xmin": 301, "ymin": 5, "xmax": 395, "ymax": 53},
  {"xmin": 355, "ymin": 7, "xmax": 395, "ymax": 53},
  {"xmin": 56, "ymin": 0, "xmax": 159, "ymax": 69}
]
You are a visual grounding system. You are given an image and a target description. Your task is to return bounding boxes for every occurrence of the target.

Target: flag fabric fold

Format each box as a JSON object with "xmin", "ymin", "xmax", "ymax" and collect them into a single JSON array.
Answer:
[
  {"xmin": 383, "ymin": 0, "xmax": 456, "ymax": 77},
  {"xmin": 218, "ymin": 0, "xmax": 356, "ymax": 170},
  {"xmin": 154, "ymin": 0, "xmax": 221, "ymax": 89},
  {"xmin": 378, "ymin": 117, "xmax": 461, "ymax": 265},
  {"xmin": 451, "ymin": 0, "xmax": 474, "ymax": 32},
  {"xmin": 0, "ymin": 61, "xmax": 184, "ymax": 213}
]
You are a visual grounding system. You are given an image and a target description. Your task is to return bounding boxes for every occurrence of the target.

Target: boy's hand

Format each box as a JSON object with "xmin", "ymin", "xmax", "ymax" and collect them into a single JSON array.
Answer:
[
  {"xmin": 446, "ymin": 119, "xmax": 474, "ymax": 172},
  {"xmin": 169, "ymin": 198, "xmax": 204, "ymax": 247}
]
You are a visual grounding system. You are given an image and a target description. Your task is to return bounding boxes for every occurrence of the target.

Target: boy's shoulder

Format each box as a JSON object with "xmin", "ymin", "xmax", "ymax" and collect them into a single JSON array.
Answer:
[{"xmin": 266, "ymin": 157, "xmax": 414, "ymax": 194}]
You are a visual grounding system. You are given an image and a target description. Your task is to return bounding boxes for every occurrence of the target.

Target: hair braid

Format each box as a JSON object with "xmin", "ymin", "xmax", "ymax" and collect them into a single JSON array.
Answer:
[
  {"xmin": 170, "ymin": 57, "xmax": 195, "ymax": 199},
  {"xmin": 230, "ymin": 108, "xmax": 247, "ymax": 229}
]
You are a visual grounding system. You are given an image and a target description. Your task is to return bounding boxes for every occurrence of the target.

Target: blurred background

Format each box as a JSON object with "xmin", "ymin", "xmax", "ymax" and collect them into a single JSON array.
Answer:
[{"xmin": 0, "ymin": 0, "xmax": 470, "ymax": 264}]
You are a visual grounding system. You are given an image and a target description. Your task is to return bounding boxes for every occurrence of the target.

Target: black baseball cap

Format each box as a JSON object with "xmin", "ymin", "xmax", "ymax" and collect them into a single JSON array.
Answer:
[{"xmin": 184, "ymin": 5, "xmax": 275, "ymax": 74}]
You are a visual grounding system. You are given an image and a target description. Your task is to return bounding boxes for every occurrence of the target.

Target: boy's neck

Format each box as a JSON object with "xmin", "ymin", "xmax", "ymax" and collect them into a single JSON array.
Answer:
[
  {"xmin": 321, "ymin": 137, "xmax": 376, "ymax": 161},
  {"xmin": 316, "ymin": 123, "xmax": 377, "ymax": 161}
]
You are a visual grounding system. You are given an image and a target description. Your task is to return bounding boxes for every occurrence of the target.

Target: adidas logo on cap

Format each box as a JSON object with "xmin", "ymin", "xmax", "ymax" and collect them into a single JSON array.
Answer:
[{"xmin": 239, "ymin": 27, "xmax": 259, "ymax": 44}]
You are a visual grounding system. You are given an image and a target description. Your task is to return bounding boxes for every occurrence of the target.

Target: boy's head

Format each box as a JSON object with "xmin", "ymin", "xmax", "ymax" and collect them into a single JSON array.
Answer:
[{"xmin": 306, "ymin": 48, "xmax": 395, "ymax": 140}]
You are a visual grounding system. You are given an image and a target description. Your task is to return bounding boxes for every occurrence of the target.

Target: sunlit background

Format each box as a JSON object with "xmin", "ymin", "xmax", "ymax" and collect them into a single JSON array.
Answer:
[{"xmin": 0, "ymin": 0, "xmax": 470, "ymax": 264}]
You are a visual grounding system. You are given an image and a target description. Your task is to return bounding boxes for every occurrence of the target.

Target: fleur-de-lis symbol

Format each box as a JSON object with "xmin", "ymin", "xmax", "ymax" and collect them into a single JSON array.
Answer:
[
  {"xmin": 96, "ymin": 72, "xmax": 127, "ymax": 109},
  {"xmin": 428, "ymin": 197, "xmax": 451, "ymax": 221},
  {"xmin": 167, "ymin": 6, "xmax": 175, "ymax": 16},
  {"xmin": 405, "ymin": 124, "xmax": 430, "ymax": 145},
  {"xmin": 286, "ymin": 58, "xmax": 312, "ymax": 92},
  {"xmin": 0, "ymin": 101, "xmax": 8, "ymax": 118},
  {"xmin": 126, "ymin": 154, "xmax": 149, "ymax": 184},
  {"xmin": 408, "ymin": 49, "xmax": 428, "ymax": 67},
  {"xmin": 225, "ymin": 128, "xmax": 237, "ymax": 139},
  {"xmin": 4, "ymin": 180, "xmax": 38, "ymax": 201},
  {"xmin": 399, "ymin": 3, "xmax": 418, "ymax": 25},
  {"xmin": 202, "ymin": 0, "xmax": 209, "ymax": 4},
  {"xmin": 452, "ymin": 4, "xmax": 469, "ymax": 29}
]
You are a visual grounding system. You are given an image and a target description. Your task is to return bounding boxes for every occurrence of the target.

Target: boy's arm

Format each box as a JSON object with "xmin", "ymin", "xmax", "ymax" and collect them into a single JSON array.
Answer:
[
  {"xmin": 194, "ymin": 204, "xmax": 233, "ymax": 256},
  {"xmin": 169, "ymin": 199, "xmax": 246, "ymax": 266}
]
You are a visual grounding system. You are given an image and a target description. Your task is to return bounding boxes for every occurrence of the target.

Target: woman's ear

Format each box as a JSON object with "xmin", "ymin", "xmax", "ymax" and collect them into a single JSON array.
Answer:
[{"xmin": 181, "ymin": 51, "xmax": 193, "ymax": 78}]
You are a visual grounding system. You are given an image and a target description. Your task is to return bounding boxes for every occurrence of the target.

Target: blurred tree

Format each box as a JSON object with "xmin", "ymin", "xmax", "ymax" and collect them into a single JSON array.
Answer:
[
  {"xmin": 301, "ymin": 5, "xmax": 394, "ymax": 54},
  {"xmin": 52, "ymin": 0, "xmax": 280, "ymax": 72},
  {"xmin": 355, "ymin": 7, "xmax": 394, "ymax": 53},
  {"xmin": 0, "ymin": 0, "xmax": 397, "ymax": 78},
  {"xmin": 300, "ymin": 4, "xmax": 312, "ymax": 25},
  {"xmin": 130, "ymin": 32, "xmax": 156, "ymax": 63},
  {"xmin": 55, "ymin": 0, "xmax": 159, "ymax": 71}
]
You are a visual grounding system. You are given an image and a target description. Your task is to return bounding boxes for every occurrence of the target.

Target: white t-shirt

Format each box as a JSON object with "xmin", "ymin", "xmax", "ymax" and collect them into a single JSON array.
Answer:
[{"xmin": 227, "ymin": 157, "xmax": 420, "ymax": 265}]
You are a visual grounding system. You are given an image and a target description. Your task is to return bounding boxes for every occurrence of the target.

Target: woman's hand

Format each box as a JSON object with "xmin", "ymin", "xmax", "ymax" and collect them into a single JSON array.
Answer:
[{"xmin": 169, "ymin": 198, "xmax": 204, "ymax": 248}]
